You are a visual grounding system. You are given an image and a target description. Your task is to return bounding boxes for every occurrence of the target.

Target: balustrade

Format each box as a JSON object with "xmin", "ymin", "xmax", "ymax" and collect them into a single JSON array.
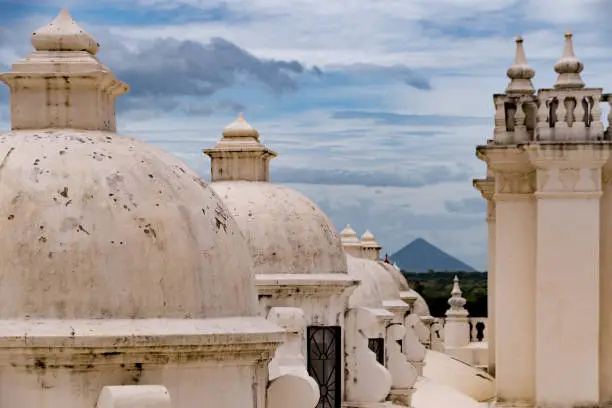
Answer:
[
  {"xmin": 468, "ymin": 318, "xmax": 488, "ymax": 343},
  {"xmin": 494, "ymin": 90, "xmax": 608, "ymax": 144}
]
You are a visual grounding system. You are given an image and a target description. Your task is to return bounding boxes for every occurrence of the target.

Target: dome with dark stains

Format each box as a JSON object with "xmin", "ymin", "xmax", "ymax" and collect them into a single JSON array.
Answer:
[
  {"xmin": 211, "ymin": 181, "xmax": 348, "ymax": 275},
  {"xmin": 0, "ymin": 129, "xmax": 258, "ymax": 319},
  {"xmin": 0, "ymin": 9, "xmax": 258, "ymax": 320}
]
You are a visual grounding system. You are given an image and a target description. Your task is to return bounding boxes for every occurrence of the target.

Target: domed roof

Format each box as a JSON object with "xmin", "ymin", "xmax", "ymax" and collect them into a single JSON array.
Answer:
[
  {"xmin": 378, "ymin": 262, "xmax": 431, "ymax": 316},
  {"xmin": 0, "ymin": 10, "xmax": 258, "ymax": 320},
  {"xmin": 211, "ymin": 181, "xmax": 348, "ymax": 275},
  {"xmin": 0, "ymin": 130, "xmax": 258, "ymax": 319},
  {"xmin": 346, "ymin": 254, "xmax": 385, "ymax": 309}
]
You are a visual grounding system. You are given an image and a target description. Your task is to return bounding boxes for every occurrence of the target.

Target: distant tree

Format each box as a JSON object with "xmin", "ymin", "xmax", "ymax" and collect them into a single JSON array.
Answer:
[{"xmin": 402, "ymin": 271, "xmax": 488, "ymax": 317}]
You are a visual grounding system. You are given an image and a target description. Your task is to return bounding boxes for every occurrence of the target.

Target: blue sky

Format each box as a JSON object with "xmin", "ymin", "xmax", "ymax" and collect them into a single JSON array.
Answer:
[{"xmin": 1, "ymin": 0, "xmax": 611, "ymax": 270}]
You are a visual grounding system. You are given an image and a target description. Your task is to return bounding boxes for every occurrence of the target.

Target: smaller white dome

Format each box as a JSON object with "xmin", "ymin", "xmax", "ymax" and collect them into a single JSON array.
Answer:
[
  {"xmin": 212, "ymin": 181, "xmax": 348, "ymax": 275},
  {"xmin": 346, "ymin": 254, "xmax": 385, "ymax": 309},
  {"xmin": 378, "ymin": 262, "xmax": 431, "ymax": 316}
]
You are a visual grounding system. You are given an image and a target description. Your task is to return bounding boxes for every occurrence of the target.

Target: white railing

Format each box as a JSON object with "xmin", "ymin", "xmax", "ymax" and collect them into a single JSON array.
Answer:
[
  {"xmin": 492, "ymin": 90, "xmax": 612, "ymax": 144},
  {"xmin": 468, "ymin": 318, "xmax": 488, "ymax": 343}
]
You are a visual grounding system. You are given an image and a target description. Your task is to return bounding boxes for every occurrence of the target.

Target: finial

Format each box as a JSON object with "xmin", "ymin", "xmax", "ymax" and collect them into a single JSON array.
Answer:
[
  {"xmin": 506, "ymin": 35, "xmax": 535, "ymax": 95},
  {"xmin": 360, "ymin": 230, "xmax": 381, "ymax": 248},
  {"xmin": 340, "ymin": 224, "xmax": 359, "ymax": 244},
  {"xmin": 221, "ymin": 112, "xmax": 260, "ymax": 139},
  {"xmin": 204, "ymin": 111, "xmax": 277, "ymax": 182},
  {"xmin": 360, "ymin": 230, "xmax": 375, "ymax": 242},
  {"xmin": 31, "ymin": 8, "xmax": 100, "ymax": 54},
  {"xmin": 554, "ymin": 30, "xmax": 585, "ymax": 89},
  {"xmin": 446, "ymin": 275, "xmax": 467, "ymax": 315}
]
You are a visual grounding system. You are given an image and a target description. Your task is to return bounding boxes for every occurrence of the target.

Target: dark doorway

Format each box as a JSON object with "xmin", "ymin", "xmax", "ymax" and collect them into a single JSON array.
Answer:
[{"xmin": 307, "ymin": 326, "xmax": 342, "ymax": 408}]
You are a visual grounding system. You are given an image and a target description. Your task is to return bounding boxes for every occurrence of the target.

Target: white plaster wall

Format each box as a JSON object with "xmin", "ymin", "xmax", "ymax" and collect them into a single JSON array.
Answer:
[
  {"xmin": 487, "ymin": 201, "xmax": 496, "ymax": 377},
  {"xmin": 495, "ymin": 198, "xmax": 535, "ymax": 404},
  {"xmin": 601, "ymin": 180, "xmax": 612, "ymax": 402},
  {"xmin": 536, "ymin": 197, "xmax": 600, "ymax": 406},
  {"xmin": 258, "ymin": 294, "xmax": 347, "ymax": 397},
  {"xmin": 0, "ymin": 361, "xmax": 267, "ymax": 408}
]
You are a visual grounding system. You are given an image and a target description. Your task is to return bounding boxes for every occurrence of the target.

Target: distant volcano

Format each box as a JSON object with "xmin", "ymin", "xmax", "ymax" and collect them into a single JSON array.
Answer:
[{"xmin": 390, "ymin": 238, "xmax": 477, "ymax": 273}]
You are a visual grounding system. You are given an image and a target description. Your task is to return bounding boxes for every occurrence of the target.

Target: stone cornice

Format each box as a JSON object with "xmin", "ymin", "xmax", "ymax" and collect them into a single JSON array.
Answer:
[
  {"xmin": 256, "ymin": 273, "xmax": 360, "ymax": 298},
  {"xmin": 495, "ymin": 170, "xmax": 536, "ymax": 196},
  {"xmin": 525, "ymin": 143, "xmax": 611, "ymax": 168},
  {"xmin": 0, "ymin": 317, "xmax": 284, "ymax": 369},
  {"xmin": 476, "ymin": 145, "xmax": 532, "ymax": 173},
  {"xmin": 473, "ymin": 178, "xmax": 495, "ymax": 201}
]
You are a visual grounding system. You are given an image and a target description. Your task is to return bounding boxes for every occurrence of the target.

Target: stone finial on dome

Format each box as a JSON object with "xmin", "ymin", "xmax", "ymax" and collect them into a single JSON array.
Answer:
[
  {"xmin": 554, "ymin": 31, "xmax": 585, "ymax": 89},
  {"xmin": 222, "ymin": 112, "xmax": 260, "ymax": 140},
  {"xmin": 341, "ymin": 224, "xmax": 359, "ymax": 244},
  {"xmin": 360, "ymin": 229, "xmax": 381, "ymax": 261},
  {"xmin": 204, "ymin": 112, "xmax": 277, "ymax": 182},
  {"xmin": 31, "ymin": 8, "xmax": 100, "ymax": 54},
  {"xmin": 446, "ymin": 275, "xmax": 468, "ymax": 314},
  {"xmin": 506, "ymin": 36, "xmax": 535, "ymax": 95},
  {"xmin": 0, "ymin": 7, "xmax": 128, "ymax": 131},
  {"xmin": 360, "ymin": 230, "xmax": 377, "ymax": 244}
]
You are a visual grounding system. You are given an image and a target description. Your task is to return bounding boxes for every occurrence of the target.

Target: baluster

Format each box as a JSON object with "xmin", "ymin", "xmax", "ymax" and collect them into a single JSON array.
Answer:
[
  {"xmin": 514, "ymin": 101, "xmax": 528, "ymax": 142},
  {"xmin": 494, "ymin": 99, "xmax": 506, "ymax": 143},
  {"xmin": 607, "ymin": 98, "xmax": 612, "ymax": 140},
  {"xmin": 482, "ymin": 319, "xmax": 488, "ymax": 342},
  {"xmin": 573, "ymin": 96, "xmax": 585, "ymax": 139},
  {"xmin": 591, "ymin": 94, "xmax": 604, "ymax": 140},
  {"xmin": 470, "ymin": 320, "xmax": 478, "ymax": 342},
  {"xmin": 555, "ymin": 96, "xmax": 567, "ymax": 127},
  {"xmin": 536, "ymin": 97, "xmax": 549, "ymax": 141},
  {"xmin": 555, "ymin": 95, "xmax": 568, "ymax": 140}
]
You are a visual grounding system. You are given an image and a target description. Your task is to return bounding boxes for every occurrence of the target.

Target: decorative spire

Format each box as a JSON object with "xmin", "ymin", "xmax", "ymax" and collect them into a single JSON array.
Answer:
[
  {"xmin": 360, "ymin": 229, "xmax": 381, "ymax": 261},
  {"xmin": 506, "ymin": 36, "xmax": 535, "ymax": 95},
  {"xmin": 554, "ymin": 31, "xmax": 585, "ymax": 89},
  {"xmin": 221, "ymin": 112, "xmax": 260, "ymax": 140},
  {"xmin": 204, "ymin": 113, "xmax": 277, "ymax": 182},
  {"xmin": 31, "ymin": 8, "xmax": 100, "ymax": 54},
  {"xmin": 340, "ymin": 224, "xmax": 359, "ymax": 244},
  {"xmin": 446, "ymin": 275, "xmax": 468, "ymax": 317},
  {"xmin": 0, "ymin": 8, "xmax": 128, "ymax": 131},
  {"xmin": 360, "ymin": 230, "xmax": 377, "ymax": 245}
]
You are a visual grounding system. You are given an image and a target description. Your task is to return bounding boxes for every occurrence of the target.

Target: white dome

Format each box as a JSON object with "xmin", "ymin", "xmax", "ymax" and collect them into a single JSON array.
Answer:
[
  {"xmin": 211, "ymin": 181, "xmax": 348, "ymax": 275},
  {"xmin": 378, "ymin": 262, "xmax": 431, "ymax": 316},
  {"xmin": 346, "ymin": 254, "xmax": 385, "ymax": 309},
  {"xmin": 379, "ymin": 261, "xmax": 410, "ymax": 291},
  {"xmin": 0, "ymin": 129, "xmax": 258, "ymax": 319}
]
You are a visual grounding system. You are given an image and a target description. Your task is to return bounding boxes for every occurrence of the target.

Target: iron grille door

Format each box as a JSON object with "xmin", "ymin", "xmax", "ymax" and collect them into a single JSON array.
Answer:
[
  {"xmin": 368, "ymin": 338, "xmax": 385, "ymax": 365},
  {"xmin": 307, "ymin": 326, "xmax": 342, "ymax": 408}
]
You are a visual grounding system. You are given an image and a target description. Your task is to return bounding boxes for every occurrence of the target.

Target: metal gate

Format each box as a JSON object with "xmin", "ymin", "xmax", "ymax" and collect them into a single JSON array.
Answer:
[{"xmin": 307, "ymin": 326, "xmax": 342, "ymax": 408}]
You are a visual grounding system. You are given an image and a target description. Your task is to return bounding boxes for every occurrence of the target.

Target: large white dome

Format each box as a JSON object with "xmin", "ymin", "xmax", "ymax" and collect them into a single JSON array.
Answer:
[
  {"xmin": 211, "ymin": 181, "xmax": 348, "ymax": 275},
  {"xmin": 0, "ymin": 129, "xmax": 258, "ymax": 319}
]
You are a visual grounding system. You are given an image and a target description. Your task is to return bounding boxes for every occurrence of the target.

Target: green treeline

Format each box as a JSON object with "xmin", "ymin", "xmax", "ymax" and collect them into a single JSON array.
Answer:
[{"xmin": 401, "ymin": 271, "xmax": 488, "ymax": 318}]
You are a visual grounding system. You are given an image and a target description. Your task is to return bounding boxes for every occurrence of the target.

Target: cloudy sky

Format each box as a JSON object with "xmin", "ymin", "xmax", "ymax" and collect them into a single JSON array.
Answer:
[{"xmin": 2, "ymin": 0, "xmax": 612, "ymax": 270}]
